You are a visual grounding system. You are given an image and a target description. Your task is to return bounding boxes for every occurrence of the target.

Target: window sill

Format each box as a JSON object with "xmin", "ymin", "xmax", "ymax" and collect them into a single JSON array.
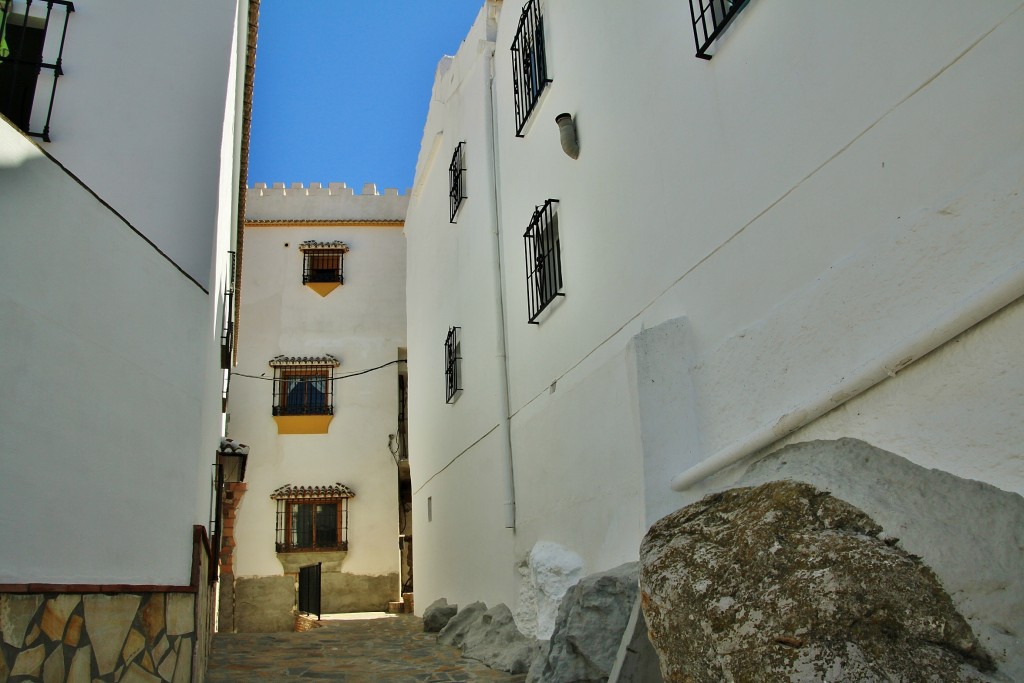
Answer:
[
  {"xmin": 274, "ymin": 415, "xmax": 333, "ymax": 434},
  {"xmin": 276, "ymin": 550, "xmax": 347, "ymax": 573},
  {"xmin": 306, "ymin": 281, "xmax": 341, "ymax": 297}
]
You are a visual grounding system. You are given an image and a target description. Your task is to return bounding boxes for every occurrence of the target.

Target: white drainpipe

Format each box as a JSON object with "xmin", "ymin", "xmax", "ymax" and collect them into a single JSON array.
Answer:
[
  {"xmin": 671, "ymin": 261, "xmax": 1024, "ymax": 491},
  {"xmin": 488, "ymin": 43, "xmax": 517, "ymax": 529}
]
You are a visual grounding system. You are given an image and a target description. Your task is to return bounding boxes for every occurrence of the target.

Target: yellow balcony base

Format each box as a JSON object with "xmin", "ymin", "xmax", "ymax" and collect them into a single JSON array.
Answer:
[
  {"xmin": 274, "ymin": 415, "xmax": 333, "ymax": 434},
  {"xmin": 306, "ymin": 281, "xmax": 341, "ymax": 297}
]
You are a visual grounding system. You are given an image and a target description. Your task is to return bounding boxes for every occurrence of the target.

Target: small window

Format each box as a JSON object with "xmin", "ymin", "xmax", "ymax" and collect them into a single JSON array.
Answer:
[
  {"xmin": 524, "ymin": 199, "xmax": 562, "ymax": 323},
  {"xmin": 449, "ymin": 141, "xmax": 466, "ymax": 223},
  {"xmin": 300, "ymin": 240, "xmax": 348, "ymax": 297},
  {"xmin": 688, "ymin": 0, "xmax": 749, "ymax": 59},
  {"xmin": 510, "ymin": 0, "xmax": 551, "ymax": 137},
  {"xmin": 0, "ymin": 0, "xmax": 74, "ymax": 141},
  {"xmin": 272, "ymin": 483, "xmax": 353, "ymax": 553},
  {"xmin": 270, "ymin": 355, "xmax": 339, "ymax": 433},
  {"xmin": 444, "ymin": 326, "xmax": 461, "ymax": 404}
]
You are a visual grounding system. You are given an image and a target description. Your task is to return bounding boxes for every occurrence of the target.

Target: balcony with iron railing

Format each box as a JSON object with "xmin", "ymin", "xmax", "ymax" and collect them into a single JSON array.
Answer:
[
  {"xmin": 0, "ymin": 0, "xmax": 74, "ymax": 140},
  {"xmin": 688, "ymin": 0, "xmax": 749, "ymax": 59}
]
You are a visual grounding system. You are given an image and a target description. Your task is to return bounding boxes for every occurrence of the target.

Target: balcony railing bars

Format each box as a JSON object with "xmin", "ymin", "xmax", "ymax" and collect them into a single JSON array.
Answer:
[
  {"xmin": 524, "ymin": 199, "xmax": 562, "ymax": 324},
  {"xmin": 688, "ymin": 0, "xmax": 748, "ymax": 59},
  {"xmin": 220, "ymin": 251, "xmax": 235, "ymax": 369},
  {"xmin": 511, "ymin": 0, "xmax": 550, "ymax": 137},
  {"xmin": 444, "ymin": 326, "xmax": 461, "ymax": 403},
  {"xmin": 449, "ymin": 141, "xmax": 466, "ymax": 223},
  {"xmin": 0, "ymin": 0, "xmax": 74, "ymax": 141}
]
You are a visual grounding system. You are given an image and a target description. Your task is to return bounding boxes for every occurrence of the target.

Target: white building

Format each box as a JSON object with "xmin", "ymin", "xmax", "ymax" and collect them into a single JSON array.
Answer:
[
  {"xmin": 0, "ymin": 1, "xmax": 255, "ymax": 680},
  {"xmin": 223, "ymin": 183, "xmax": 410, "ymax": 632},
  {"xmin": 405, "ymin": 0, "xmax": 1024, "ymax": 658}
]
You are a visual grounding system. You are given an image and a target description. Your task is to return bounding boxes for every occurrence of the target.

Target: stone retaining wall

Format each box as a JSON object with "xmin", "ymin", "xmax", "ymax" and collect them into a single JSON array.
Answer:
[
  {"xmin": 232, "ymin": 572, "xmax": 399, "ymax": 633},
  {"xmin": 0, "ymin": 526, "xmax": 214, "ymax": 683}
]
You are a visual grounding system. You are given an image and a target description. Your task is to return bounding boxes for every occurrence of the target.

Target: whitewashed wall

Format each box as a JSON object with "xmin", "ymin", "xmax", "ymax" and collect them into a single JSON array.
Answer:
[
  {"xmin": 406, "ymin": 4, "xmax": 526, "ymax": 611},
  {"xmin": 230, "ymin": 185, "xmax": 408, "ymax": 582},
  {"xmin": 0, "ymin": 1, "xmax": 246, "ymax": 586},
  {"xmin": 406, "ymin": 0, "xmax": 1024, "ymax": 614},
  {"xmin": 0, "ymin": 125, "xmax": 214, "ymax": 584},
  {"xmin": 29, "ymin": 0, "xmax": 241, "ymax": 289}
]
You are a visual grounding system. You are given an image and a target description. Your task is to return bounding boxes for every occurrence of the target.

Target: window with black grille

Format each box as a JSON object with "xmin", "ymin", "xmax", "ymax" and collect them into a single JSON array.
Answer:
[
  {"xmin": 0, "ymin": 0, "xmax": 74, "ymax": 141},
  {"xmin": 271, "ymin": 358, "xmax": 337, "ymax": 416},
  {"xmin": 272, "ymin": 484, "xmax": 352, "ymax": 553},
  {"xmin": 524, "ymin": 200, "xmax": 562, "ymax": 324},
  {"xmin": 444, "ymin": 326, "xmax": 461, "ymax": 404},
  {"xmin": 511, "ymin": 0, "xmax": 550, "ymax": 137},
  {"xmin": 449, "ymin": 141, "xmax": 466, "ymax": 223},
  {"xmin": 303, "ymin": 249, "xmax": 344, "ymax": 284},
  {"xmin": 688, "ymin": 0, "xmax": 749, "ymax": 59}
]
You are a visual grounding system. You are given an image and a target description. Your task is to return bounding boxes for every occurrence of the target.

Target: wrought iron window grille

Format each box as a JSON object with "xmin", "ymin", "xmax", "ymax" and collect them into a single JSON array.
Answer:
[
  {"xmin": 449, "ymin": 141, "xmax": 466, "ymax": 223},
  {"xmin": 274, "ymin": 498, "xmax": 349, "ymax": 553},
  {"xmin": 511, "ymin": 0, "xmax": 551, "ymax": 137},
  {"xmin": 302, "ymin": 248, "xmax": 345, "ymax": 285},
  {"xmin": 524, "ymin": 199, "xmax": 562, "ymax": 324},
  {"xmin": 0, "ymin": 0, "xmax": 74, "ymax": 141},
  {"xmin": 271, "ymin": 362, "xmax": 335, "ymax": 416},
  {"xmin": 220, "ymin": 251, "xmax": 236, "ymax": 370},
  {"xmin": 688, "ymin": 0, "xmax": 749, "ymax": 60},
  {"xmin": 397, "ymin": 373, "xmax": 409, "ymax": 461},
  {"xmin": 444, "ymin": 326, "xmax": 461, "ymax": 404}
]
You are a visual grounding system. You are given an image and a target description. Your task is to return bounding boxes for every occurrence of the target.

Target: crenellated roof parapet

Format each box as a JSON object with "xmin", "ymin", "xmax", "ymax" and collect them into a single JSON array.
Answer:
[{"xmin": 246, "ymin": 181, "xmax": 409, "ymax": 224}]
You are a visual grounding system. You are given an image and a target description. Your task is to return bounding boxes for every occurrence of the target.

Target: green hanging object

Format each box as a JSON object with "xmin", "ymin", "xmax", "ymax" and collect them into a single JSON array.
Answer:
[{"xmin": 0, "ymin": 2, "xmax": 8, "ymax": 62}]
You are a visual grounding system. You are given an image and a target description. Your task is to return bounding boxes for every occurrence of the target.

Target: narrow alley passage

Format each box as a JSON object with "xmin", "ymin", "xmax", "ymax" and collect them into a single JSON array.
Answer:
[{"xmin": 206, "ymin": 614, "xmax": 527, "ymax": 682}]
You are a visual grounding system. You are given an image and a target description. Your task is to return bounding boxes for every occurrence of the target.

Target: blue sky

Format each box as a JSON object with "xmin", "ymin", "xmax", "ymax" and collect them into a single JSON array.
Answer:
[{"xmin": 248, "ymin": 1, "xmax": 485, "ymax": 193}]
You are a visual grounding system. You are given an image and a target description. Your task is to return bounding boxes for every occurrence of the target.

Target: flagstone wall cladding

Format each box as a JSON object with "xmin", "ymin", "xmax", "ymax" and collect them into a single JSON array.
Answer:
[{"xmin": 0, "ymin": 592, "xmax": 197, "ymax": 683}]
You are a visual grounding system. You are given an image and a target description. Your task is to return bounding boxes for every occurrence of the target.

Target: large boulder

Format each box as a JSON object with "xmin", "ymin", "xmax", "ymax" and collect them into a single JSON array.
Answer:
[
  {"xmin": 640, "ymin": 480, "xmax": 999, "ymax": 682},
  {"xmin": 422, "ymin": 597, "xmax": 457, "ymax": 633},
  {"xmin": 437, "ymin": 601, "xmax": 487, "ymax": 649},
  {"xmin": 461, "ymin": 603, "xmax": 536, "ymax": 674},
  {"xmin": 438, "ymin": 601, "xmax": 535, "ymax": 674},
  {"xmin": 528, "ymin": 562, "xmax": 639, "ymax": 683},
  {"xmin": 736, "ymin": 438, "xmax": 1024, "ymax": 679}
]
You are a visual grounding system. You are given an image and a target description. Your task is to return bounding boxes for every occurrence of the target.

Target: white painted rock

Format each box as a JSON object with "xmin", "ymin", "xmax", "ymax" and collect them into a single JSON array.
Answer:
[{"xmin": 515, "ymin": 541, "xmax": 584, "ymax": 640}]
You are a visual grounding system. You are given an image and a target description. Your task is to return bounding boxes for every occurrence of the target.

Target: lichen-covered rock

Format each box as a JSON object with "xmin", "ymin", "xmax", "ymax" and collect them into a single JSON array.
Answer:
[
  {"xmin": 422, "ymin": 598, "xmax": 457, "ymax": 633},
  {"xmin": 640, "ymin": 481, "xmax": 999, "ymax": 683},
  {"xmin": 737, "ymin": 438, "xmax": 1024, "ymax": 679},
  {"xmin": 528, "ymin": 562, "xmax": 639, "ymax": 683}
]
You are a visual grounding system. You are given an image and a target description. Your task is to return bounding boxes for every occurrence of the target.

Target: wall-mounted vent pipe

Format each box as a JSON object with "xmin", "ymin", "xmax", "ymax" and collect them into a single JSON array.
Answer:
[{"xmin": 556, "ymin": 113, "xmax": 579, "ymax": 159}]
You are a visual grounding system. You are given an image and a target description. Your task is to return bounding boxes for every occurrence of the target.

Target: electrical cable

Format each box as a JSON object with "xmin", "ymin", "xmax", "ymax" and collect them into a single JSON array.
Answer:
[{"xmin": 231, "ymin": 358, "xmax": 406, "ymax": 383}]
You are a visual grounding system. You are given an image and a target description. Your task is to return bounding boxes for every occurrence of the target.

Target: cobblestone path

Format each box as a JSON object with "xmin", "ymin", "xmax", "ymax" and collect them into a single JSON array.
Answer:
[{"xmin": 206, "ymin": 614, "xmax": 528, "ymax": 682}]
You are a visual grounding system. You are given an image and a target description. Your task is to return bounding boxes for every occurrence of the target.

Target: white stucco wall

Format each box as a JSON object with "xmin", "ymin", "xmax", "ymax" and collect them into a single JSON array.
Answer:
[
  {"xmin": 229, "ymin": 186, "xmax": 408, "ymax": 583},
  {"xmin": 0, "ymin": 1, "xmax": 246, "ymax": 585},
  {"xmin": 406, "ymin": 0, "xmax": 1024, "ymax": 614},
  {"xmin": 0, "ymin": 125, "xmax": 214, "ymax": 584},
  {"xmin": 24, "ymin": 0, "xmax": 242, "ymax": 288}
]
